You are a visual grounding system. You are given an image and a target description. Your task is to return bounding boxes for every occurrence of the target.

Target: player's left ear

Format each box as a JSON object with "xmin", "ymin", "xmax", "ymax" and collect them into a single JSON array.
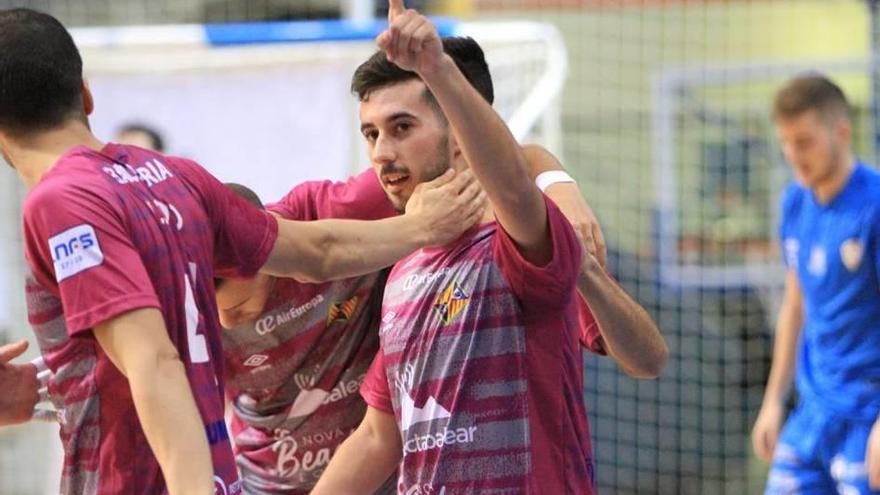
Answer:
[{"xmin": 81, "ymin": 80, "xmax": 95, "ymax": 116}]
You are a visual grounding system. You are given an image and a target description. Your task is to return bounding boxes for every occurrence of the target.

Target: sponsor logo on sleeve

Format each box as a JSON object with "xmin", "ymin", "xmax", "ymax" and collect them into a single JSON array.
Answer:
[
  {"xmin": 48, "ymin": 224, "xmax": 103, "ymax": 282},
  {"xmin": 784, "ymin": 238, "xmax": 799, "ymax": 268}
]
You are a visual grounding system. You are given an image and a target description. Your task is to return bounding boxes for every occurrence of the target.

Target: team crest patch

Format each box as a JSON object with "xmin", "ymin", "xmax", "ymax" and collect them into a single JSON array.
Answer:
[
  {"xmin": 808, "ymin": 246, "xmax": 827, "ymax": 277},
  {"xmin": 48, "ymin": 224, "xmax": 103, "ymax": 282},
  {"xmin": 434, "ymin": 281, "xmax": 469, "ymax": 324},
  {"xmin": 327, "ymin": 296, "xmax": 359, "ymax": 324},
  {"xmin": 840, "ymin": 239, "xmax": 863, "ymax": 272}
]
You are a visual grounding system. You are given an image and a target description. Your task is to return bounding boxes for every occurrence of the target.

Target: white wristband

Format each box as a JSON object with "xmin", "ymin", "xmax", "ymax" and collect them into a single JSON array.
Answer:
[{"xmin": 535, "ymin": 170, "xmax": 576, "ymax": 192}]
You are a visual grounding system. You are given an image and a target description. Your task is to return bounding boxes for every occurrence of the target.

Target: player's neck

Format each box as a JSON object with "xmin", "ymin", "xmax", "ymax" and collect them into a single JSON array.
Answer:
[
  {"xmin": 481, "ymin": 201, "xmax": 495, "ymax": 224},
  {"xmin": 813, "ymin": 152, "xmax": 855, "ymax": 205},
  {"xmin": 6, "ymin": 121, "xmax": 104, "ymax": 189}
]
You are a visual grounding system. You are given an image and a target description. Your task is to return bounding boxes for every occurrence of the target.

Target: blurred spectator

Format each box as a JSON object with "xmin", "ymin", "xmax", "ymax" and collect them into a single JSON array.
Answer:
[{"xmin": 115, "ymin": 123, "xmax": 165, "ymax": 152}]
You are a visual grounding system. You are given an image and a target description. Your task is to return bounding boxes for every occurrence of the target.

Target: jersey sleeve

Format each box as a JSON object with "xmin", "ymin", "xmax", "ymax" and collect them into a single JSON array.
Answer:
[
  {"xmin": 779, "ymin": 183, "xmax": 801, "ymax": 269},
  {"xmin": 871, "ymin": 208, "xmax": 880, "ymax": 283},
  {"xmin": 576, "ymin": 295, "xmax": 607, "ymax": 355},
  {"xmin": 183, "ymin": 161, "xmax": 279, "ymax": 279},
  {"xmin": 493, "ymin": 194, "xmax": 583, "ymax": 314},
  {"xmin": 266, "ymin": 169, "xmax": 398, "ymax": 221},
  {"xmin": 360, "ymin": 350, "xmax": 394, "ymax": 415},
  {"xmin": 22, "ymin": 182, "xmax": 160, "ymax": 337}
]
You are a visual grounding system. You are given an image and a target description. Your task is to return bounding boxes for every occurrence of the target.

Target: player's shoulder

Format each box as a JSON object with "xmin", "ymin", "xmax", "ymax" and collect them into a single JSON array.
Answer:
[
  {"xmin": 270, "ymin": 169, "xmax": 390, "ymax": 221},
  {"xmin": 852, "ymin": 163, "xmax": 880, "ymax": 226},
  {"xmin": 855, "ymin": 162, "xmax": 880, "ymax": 197},
  {"xmin": 119, "ymin": 144, "xmax": 203, "ymax": 178},
  {"xmin": 24, "ymin": 162, "xmax": 108, "ymax": 217},
  {"xmin": 779, "ymin": 181, "xmax": 807, "ymax": 217}
]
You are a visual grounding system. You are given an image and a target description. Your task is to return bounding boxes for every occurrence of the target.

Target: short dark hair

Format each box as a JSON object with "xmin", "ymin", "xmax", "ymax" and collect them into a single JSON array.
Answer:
[
  {"xmin": 351, "ymin": 36, "xmax": 494, "ymax": 106},
  {"xmin": 774, "ymin": 74, "xmax": 851, "ymax": 123},
  {"xmin": 117, "ymin": 123, "xmax": 166, "ymax": 153},
  {"xmin": 215, "ymin": 183, "xmax": 263, "ymax": 290},
  {"xmin": 0, "ymin": 8, "xmax": 85, "ymax": 134},
  {"xmin": 224, "ymin": 182, "xmax": 264, "ymax": 209}
]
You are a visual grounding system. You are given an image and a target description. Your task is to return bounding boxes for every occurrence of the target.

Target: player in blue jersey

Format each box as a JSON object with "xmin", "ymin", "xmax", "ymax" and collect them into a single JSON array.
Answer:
[{"xmin": 752, "ymin": 74, "xmax": 880, "ymax": 494}]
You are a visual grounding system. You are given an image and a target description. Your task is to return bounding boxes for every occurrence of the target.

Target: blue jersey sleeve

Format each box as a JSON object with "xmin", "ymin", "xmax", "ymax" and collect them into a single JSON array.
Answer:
[
  {"xmin": 779, "ymin": 182, "xmax": 802, "ymax": 269},
  {"xmin": 871, "ymin": 210, "xmax": 880, "ymax": 284}
]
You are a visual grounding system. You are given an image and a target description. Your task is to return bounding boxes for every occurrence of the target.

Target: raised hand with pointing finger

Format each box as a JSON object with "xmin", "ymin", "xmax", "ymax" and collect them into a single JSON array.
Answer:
[{"xmin": 377, "ymin": 0, "xmax": 444, "ymax": 75}]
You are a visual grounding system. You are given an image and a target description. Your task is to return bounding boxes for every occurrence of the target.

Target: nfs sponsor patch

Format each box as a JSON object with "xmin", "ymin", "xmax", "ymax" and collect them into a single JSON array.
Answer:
[{"xmin": 49, "ymin": 224, "xmax": 103, "ymax": 282}]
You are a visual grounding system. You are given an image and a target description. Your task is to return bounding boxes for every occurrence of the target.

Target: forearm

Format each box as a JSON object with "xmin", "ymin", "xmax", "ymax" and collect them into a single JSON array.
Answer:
[
  {"xmin": 578, "ymin": 262, "xmax": 668, "ymax": 378},
  {"xmin": 129, "ymin": 355, "xmax": 214, "ymax": 495},
  {"xmin": 421, "ymin": 56, "xmax": 531, "ymax": 195},
  {"xmin": 264, "ymin": 215, "xmax": 426, "ymax": 283},
  {"xmin": 420, "ymin": 56, "xmax": 546, "ymax": 244},
  {"xmin": 312, "ymin": 422, "xmax": 401, "ymax": 494},
  {"xmin": 762, "ymin": 306, "xmax": 802, "ymax": 406},
  {"xmin": 762, "ymin": 271, "xmax": 803, "ymax": 406}
]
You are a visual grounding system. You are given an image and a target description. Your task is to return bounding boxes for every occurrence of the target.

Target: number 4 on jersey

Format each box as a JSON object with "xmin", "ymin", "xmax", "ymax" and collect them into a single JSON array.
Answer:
[{"xmin": 184, "ymin": 262, "xmax": 209, "ymax": 364}]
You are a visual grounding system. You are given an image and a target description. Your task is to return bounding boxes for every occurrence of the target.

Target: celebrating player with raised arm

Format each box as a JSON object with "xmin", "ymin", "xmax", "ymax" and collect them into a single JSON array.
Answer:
[
  {"xmin": 0, "ymin": 8, "xmax": 481, "ymax": 495},
  {"xmin": 312, "ymin": 2, "xmax": 664, "ymax": 493},
  {"xmin": 217, "ymin": 39, "xmax": 617, "ymax": 493}
]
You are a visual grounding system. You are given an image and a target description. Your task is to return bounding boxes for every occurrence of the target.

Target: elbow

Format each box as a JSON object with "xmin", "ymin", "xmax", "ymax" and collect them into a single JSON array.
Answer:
[
  {"xmin": 124, "ymin": 346, "xmax": 185, "ymax": 386},
  {"xmin": 624, "ymin": 340, "xmax": 669, "ymax": 379},
  {"xmin": 150, "ymin": 348, "xmax": 187, "ymax": 375},
  {"xmin": 296, "ymin": 265, "xmax": 329, "ymax": 284},
  {"xmin": 294, "ymin": 233, "xmax": 336, "ymax": 284},
  {"xmin": 641, "ymin": 342, "xmax": 670, "ymax": 379},
  {"xmin": 305, "ymin": 247, "xmax": 337, "ymax": 284}
]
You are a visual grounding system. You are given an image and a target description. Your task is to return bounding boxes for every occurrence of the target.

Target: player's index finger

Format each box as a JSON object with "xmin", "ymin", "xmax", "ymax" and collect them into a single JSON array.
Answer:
[
  {"xmin": 0, "ymin": 340, "xmax": 27, "ymax": 363},
  {"xmin": 389, "ymin": 0, "xmax": 406, "ymax": 20}
]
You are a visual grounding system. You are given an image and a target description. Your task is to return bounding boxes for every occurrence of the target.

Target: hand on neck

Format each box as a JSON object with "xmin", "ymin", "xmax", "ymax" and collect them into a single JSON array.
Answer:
[{"xmin": 452, "ymin": 161, "xmax": 495, "ymax": 224}]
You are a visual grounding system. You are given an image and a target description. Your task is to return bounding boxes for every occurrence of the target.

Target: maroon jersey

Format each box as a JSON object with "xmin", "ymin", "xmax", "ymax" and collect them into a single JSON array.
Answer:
[
  {"xmin": 224, "ymin": 170, "xmax": 397, "ymax": 493},
  {"xmin": 362, "ymin": 198, "xmax": 599, "ymax": 494},
  {"xmin": 23, "ymin": 144, "xmax": 277, "ymax": 495}
]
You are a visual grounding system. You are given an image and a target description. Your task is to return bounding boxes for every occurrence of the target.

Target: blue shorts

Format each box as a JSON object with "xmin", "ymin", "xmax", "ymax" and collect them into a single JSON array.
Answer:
[{"xmin": 766, "ymin": 402, "xmax": 879, "ymax": 495}]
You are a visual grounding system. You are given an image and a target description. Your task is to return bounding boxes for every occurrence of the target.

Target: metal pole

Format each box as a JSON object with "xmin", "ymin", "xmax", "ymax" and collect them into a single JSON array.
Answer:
[{"xmin": 343, "ymin": 0, "xmax": 376, "ymax": 21}]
